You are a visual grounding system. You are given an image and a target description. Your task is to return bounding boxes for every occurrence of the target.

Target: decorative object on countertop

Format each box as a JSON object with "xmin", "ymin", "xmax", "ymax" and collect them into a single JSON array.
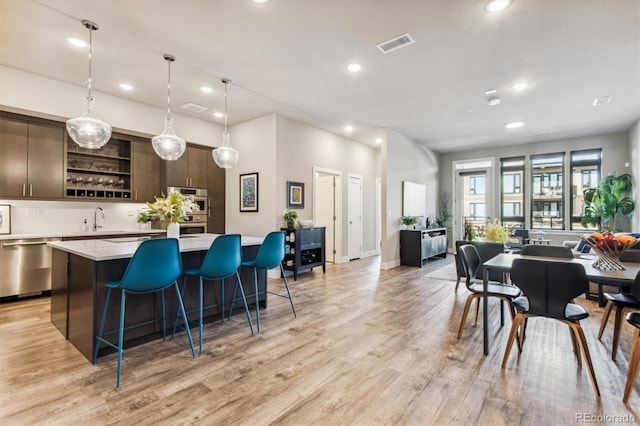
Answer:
[
  {"xmin": 239, "ymin": 172, "xmax": 258, "ymax": 212},
  {"xmin": 66, "ymin": 20, "xmax": 112, "ymax": 149},
  {"xmin": 143, "ymin": 191, "xmax": 199, "ymax": 235},
  {"xmin": 298, "ymin": 219, "xmax": 314, "ymax": 228},
  {"xmin": 400, "ymin": 215, "xmax": 419, "ymax": 229},
  {"xmin": 581, "ymin": 172, "xmax": 635, "ymax": 232},
  {"xmin": 0, "ymin": 205, "xmax": 11, "ymax": 235},
  {"xmin": 212, "ymin": 78, "xmax": 239, "ymax": 169},
  {"xmin": 136, "ymin": 210, "xmax": 153, "ymax": 230},
  {"xmin": 478, "ymin": 219, "xmax": 512, "ymax": 244},
  {"xmin": 283, "ymin": 210, "xmax": 298, "ymax": 228},
  {"xmin": 286, "ymin": 181, "xmax": 305, "ymax": 209},
  {"xmin": 152, "ymin": 54, "xmax": 186, "ymax": 161},
  {"xmin": 582, "ymin": 232, "xmax": 637, "ymax": 271}
]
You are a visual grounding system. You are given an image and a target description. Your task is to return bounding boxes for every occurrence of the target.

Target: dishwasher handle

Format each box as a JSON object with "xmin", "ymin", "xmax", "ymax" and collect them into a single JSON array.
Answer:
[{"xmin": 3, "ymin": 240, "xmax": 59, "ymax": 247}]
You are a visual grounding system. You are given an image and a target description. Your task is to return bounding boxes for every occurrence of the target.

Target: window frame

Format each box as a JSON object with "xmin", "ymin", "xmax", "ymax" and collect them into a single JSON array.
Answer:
[{"xmin": 570, "ymin": 149, "xmax": 602, "ymax": 230}]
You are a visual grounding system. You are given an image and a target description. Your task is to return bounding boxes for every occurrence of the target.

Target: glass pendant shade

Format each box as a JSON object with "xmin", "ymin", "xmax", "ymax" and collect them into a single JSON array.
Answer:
[
  {"xmin": 212, "ymin": 78, "xmax": 239, "ymax": 168},
  {"xmin": 152, "ymin": 116, "xmax": 186, "ymax": 161},
  {"xmin": 212, "ymin": 130, "xmax": 239, "ymax": 168},
  {"xmin": 66, "ymin": 20, "xmax": 111, "ymax": 149},
  {"xmin": 66, "ymin": 97, "xmax": 112, "ymax": 149},
  {"xmin": 152, "ymin": 53, "xmax": 185, "ymax": 161}
]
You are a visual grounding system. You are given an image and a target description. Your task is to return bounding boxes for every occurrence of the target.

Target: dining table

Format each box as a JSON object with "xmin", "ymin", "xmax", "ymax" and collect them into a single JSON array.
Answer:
[{"xmin": 481, "ymin": 253, "xmax": 640, "ymax": 355}]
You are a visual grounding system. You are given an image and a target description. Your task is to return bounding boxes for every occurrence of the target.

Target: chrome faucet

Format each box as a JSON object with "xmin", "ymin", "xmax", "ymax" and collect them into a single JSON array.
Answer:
[{"xmin": 93, "ymin": 207, "xmax": 105, "ymax": 231}]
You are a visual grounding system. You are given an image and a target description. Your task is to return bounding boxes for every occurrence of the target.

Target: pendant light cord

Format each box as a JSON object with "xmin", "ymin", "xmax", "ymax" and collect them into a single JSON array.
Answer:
[
  {"xmin": 166, "ymin": 58, "xmax": 172, "ymax": 118},
  {"xmin": 87, "ymin": 26, "xmax": 93, "ymax": 101},
  {"xmin": 224, "ymin": 80, "xmax": 229, "ymax": 132}
]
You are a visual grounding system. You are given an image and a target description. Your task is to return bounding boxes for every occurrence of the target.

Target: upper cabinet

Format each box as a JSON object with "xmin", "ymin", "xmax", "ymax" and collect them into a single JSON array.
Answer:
[
  {"xmin": 65, "ymin": 134, "xmax": 131, "ymax": 200},
  {"xmin": 207, "ymin": 156, "xmax": 225, "ymax": 234},
  {"xmin": 132, "ymin": 140, "xmax": 161, "ymax": 203},
  {"xmin": 164, "ymin": 145, "xmax": 209, "ymax": 188},
  {"xmin": 0, "ymin": 114, "xmax": 64, "ymax": 199}
]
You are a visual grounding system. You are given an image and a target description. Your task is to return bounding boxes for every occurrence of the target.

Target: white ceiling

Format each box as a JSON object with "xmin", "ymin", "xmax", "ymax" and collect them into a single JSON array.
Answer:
[{"xmin": 1, "ymin": 0, "xmax": 638, "ymax": 152}]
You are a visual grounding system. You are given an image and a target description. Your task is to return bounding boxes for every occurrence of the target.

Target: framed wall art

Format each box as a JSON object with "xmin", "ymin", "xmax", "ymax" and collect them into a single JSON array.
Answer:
[
  {"xmin": 240, "ymin": 173, "xmax": 259, "ymax": 212},
  {"xmin": 287, "ymin": 181, "xmax": 304, "ymax": 209},
  {"xmin": 0, "ymin": 205, "xmax": 11, "ymax": 235}
]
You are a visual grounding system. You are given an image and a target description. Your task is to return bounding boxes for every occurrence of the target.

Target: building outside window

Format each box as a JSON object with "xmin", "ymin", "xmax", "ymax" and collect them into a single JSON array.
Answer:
[
  {"xmin": 570, "ymin": 149, "xmax": 601, "ymax": 230},
  {"xmin": 469, "ymin": 202, "xmax": 486, "ymax": 219},
  {"xmin": 469, "ymin": 176, "xmax": 486, "ymax": 195},
  {"xmin": 531, "ymin": 153, "xmax": 564, "ymax": 229},
  {"xmin": 501, "ymin": 157, "xmax": 525, "ymax": 228}
]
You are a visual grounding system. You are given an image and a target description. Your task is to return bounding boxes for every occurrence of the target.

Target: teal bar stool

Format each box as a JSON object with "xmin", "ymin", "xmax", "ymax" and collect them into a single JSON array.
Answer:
[
  {"xmin": 230, "ymin": 231, "xmax": 295, "ymax": 332},
  {"xmin": 93, "ymin": 238, "xmax": 195, "ymax": 389},
  {"xmin": 172, "ymin": 234, "xmax": 254, "ymax": 355}
]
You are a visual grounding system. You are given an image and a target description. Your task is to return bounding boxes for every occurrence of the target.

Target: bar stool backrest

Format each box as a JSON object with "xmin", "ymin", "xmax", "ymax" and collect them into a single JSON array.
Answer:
[
  {"xmin": 252, "ymin": 231, "xmax": 286, "ymax": 269},
  {"xmin": 118, "ymin": 238, "xmax": 182, "ymax": 292},
  {"xmin": 200, "ymin": 234, "xmax": 242, "ymax": 279}
]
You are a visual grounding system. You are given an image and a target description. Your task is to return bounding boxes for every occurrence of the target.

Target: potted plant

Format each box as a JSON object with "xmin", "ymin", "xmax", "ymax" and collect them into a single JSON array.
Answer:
[
  {"xmin": 478, "ymin": 219, "xmax": 512, "ymax": 244},
  {"xmin": 283, "ymin": 210, "xmax": 298, "ymax": 228},
  {"xmin": 136, "ymin": 209, "xmax": 154, "ymax": 230},
  {"xmin": 435, "ymin": 191, "xmax": 451, "ymax": 228},
  {"xmin": 463, "ymin": 218, "xmax": 476, "ymax": 241},
  {"xmin": 581, "ymin": 172, "xmax": 635, "ymax": 231},
  {"xmin": 400, "ymin": 215, "xmax": 419, "ymax": 229}
]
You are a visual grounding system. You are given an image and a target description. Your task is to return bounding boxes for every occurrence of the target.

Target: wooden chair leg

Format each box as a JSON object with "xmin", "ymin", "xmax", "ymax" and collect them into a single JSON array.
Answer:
[
  {"xmin": 570, "ymin": 321, "xmax": 600, "ymax": 397},
  {"xmin": 502, "ymin": 313, "xmax": 525, "ymax": 368},
  {"xmin": 473, "ymin": 297, "xmax": 480, "ymax": 327},
  {"xmin": 598, "ymin": 301, "xmax": 614, "ymax": 340},
  {"xmin": 568, "ymin": 324, "xmax": 582, "ymax": 368},
  {"xmin": 612, "ymin": 305, "xmax": 625, "ymax": 361},
  {"xmin": 457, "ymin": 295, "xmax": 476, "ymax": 339},
  {"xmin": 624, "ymin": 329, "xmax": 640, "ymax": 403},
  {"xmin": 455, "ymin": 276, "xmax": 461, "ymax": 291},
  {"xmin": 504, "ymin": 299, "xmax": 522, "ymax": 353}
]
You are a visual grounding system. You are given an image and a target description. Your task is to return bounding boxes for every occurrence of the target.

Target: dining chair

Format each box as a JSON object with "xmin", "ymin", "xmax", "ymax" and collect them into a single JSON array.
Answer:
[
  {"xmin": 93, "ymin": 238, "xmax": 195, "ymax": 389},
  {"xmin": 172, "ymin": 234, "xmax": 254, "ymax": 355},
  {"xmin": 457, "ymin": 244, "xmax": 520, "ymax": 339},
  {"xmin": 230, "ymin": 231, "xmax": 295, "ymax": 332},
  {"xmin": 521, "ymin": 244, "xmax": 573, "ymax": 259},
  {"xmin": 502, "ymin": 258, "xmax": 600, "ymax": 397},
  {"xmin": 454, "ymin": 240, "xmax": 505, "ymax": 291},
  {"xmin": 624, "ymin": 311, "xmax": 640, "ymax": 403}
]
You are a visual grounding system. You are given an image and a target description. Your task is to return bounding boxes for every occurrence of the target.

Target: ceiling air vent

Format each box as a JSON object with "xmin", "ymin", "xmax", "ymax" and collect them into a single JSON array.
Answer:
[
  {"xmin": 180, "ymin": 102, "xmax": 208, "ymax": 113},
  {"xmin": 376, "ymin": 33, "xmax": 415, "ymax": 54}
]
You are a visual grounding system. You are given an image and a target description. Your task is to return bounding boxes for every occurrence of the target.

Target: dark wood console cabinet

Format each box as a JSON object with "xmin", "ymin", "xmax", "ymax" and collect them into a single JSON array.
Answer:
[
  {"xmin": 281, "ymin": 227, "xmax": 326, "ymax": 280},
  {"xmin": 400, "ymin": 228, "xmax": 447, "ymax": 267}
]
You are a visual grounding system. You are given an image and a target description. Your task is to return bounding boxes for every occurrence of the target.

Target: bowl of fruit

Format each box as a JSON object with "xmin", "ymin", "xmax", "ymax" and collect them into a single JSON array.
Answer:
[{"xmin": 582, "ymin": 232, "xmax": 637, "ymax": 271}]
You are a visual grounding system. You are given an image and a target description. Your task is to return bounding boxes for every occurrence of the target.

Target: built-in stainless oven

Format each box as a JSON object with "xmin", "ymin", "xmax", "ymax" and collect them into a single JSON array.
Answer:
[
  {"xmin": 167, "ymin": 186, "xmax": 208, "ymax": 214},
  {"xmin": 180, "ymin": 215, "xmax": 207, "ymax": 234}
]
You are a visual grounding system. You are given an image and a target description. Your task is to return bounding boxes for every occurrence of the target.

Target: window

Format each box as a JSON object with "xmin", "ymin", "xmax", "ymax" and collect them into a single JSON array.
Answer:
[
  {"xmin": 470, "ymin": 203, "xmax": 486, "ymax": 219},
  {"xmin": 469, "ymin": 176, "xmax": 486, "ymax": 195},
  {"xmin": 570, "ymin": 149, "xmax": 601, "ymax": 230},
  {"xmin": 531, "ymin": 153, "xmax": 564, "ymax": 229},
  {"xmin": 500, "ymin": 157, "xmax": 525, "ymax": 228}
]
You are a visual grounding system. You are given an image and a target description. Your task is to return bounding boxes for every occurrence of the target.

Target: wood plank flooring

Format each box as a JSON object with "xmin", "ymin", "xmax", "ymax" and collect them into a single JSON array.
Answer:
[{"xmin": 1, "ymin": 255, "xmax": 639, "ymax": 425}]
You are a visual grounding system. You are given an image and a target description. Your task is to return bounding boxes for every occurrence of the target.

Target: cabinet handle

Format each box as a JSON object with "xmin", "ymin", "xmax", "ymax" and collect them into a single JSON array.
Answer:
[
  {"xmin": 29, "ymin": 184, "xmax": 33, "ymax": 197},
  {"xmin": 22, "ymin": 183, "xmax": 26, "ymax": 196},
  {"xmin": 186, "ymin": 177, "xmax": 189, "ymax": 187},
  {"xmin": 208, "ymin": 208, "xmax": 210, "ymax": 218},
  {"xmin": 135, "ymin": 189, "xmax": 138, "ymax": 200}
]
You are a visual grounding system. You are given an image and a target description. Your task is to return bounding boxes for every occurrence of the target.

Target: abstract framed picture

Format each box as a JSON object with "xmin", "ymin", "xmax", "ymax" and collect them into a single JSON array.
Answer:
[
  {"xmin": 240, "ymin": 173, "xmax": 259, "ymax": 212},
  {"xmin": 287, "ymin": 181, "xmax": 304, "ymax": 209},
  {"xmin": 0, "ymin": 205, "xmax": 11, "ymax": 235}
]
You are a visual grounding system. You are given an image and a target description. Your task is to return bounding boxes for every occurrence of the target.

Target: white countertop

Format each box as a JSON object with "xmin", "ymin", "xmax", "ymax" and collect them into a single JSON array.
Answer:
[
  {"xmin": 47, "ymin": 233, "xmax": 264, "ymax": 261},
  {"xmin": 0, "ymin": 228, "xmax": 165, "ymax": 241}
]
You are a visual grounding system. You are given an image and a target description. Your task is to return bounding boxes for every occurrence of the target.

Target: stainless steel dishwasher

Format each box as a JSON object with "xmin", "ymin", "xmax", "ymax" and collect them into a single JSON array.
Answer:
[{"xmin": 0, "ymin": 238, "xmax": 61, "ymax": 299}]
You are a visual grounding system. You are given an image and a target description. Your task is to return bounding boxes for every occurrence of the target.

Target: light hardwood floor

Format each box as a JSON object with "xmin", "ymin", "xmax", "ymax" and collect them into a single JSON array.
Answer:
[{"xmin": 1, "ymin": 255, "xmax": 639, "ymax": 425}]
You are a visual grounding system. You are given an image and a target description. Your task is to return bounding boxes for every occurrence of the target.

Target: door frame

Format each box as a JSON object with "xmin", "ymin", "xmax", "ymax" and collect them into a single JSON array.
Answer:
[
  {"xmin": 347, "ymin": 173, "xmax": 363, "ymax": 261},
  {"xmin": 313, "ymin": 166, "xmax": 342, "ymax": 263}
]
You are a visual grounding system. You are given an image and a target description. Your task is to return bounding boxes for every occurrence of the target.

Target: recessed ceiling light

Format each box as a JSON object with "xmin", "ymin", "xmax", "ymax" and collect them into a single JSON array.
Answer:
[
  {"xmin": 214, "ymin": 112, "xmax": 225, "ymax": 118},
  {"xmin": 118, "ymin": 83, "xmax": 134, "ymax": 91},
  {"xmin": 347, "ymin": 63, "xmax": 362, "ymax": 73},
  {"xmin": 253, "ymin": 0, "xmax": 270, "ymax": 3},
  {"xmin": 488, "ymin": 96, "xmax": 501, "ymax": 106},
  {"xmin": 344, "ymin": 125, "xmax": 354, "ymax": 133},
  {"xmin": 485, "ymin": 0, "xmax": 512, "ymax": 12},
  {"xmin": 505, "ymin": 121, "xmax": 524, "ymax": 129},
  {"xmin": 485, "ymin": 89, "xmax": 497, "ymax": 95},
  {"xmin": 200, "ymin": 86, "xmax": 213, "ymax": 94},
  {"xmin": 512, "ymin": 82, "xmax": 529, "ymax": 91},
  {"xmin": 66, "ymin": 37, "xmax": 87, "ymax": 48},
  {"xmin": 375, "ymin": 138, "xmax": 383, "ymax": 144}
]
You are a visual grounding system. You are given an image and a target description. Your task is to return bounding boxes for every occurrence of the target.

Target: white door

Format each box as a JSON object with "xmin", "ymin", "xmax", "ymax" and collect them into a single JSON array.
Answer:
[
  {"xmin": 316, "ymin": 173, "xmax": 335, "ymax": 263},
  {"xmin": 348, "ymin": 174, "xmax": 363, "ymax": 260},
  {"xmin": 456, "ymin": 169, "xmax": 492, "ymax": 239}
]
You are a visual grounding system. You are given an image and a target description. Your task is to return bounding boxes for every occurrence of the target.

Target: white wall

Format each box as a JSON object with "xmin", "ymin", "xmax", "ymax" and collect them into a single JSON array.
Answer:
[
  {"xmin": 275, "ymin": 115, "xmax": 380, "ymax": 258},
  {"xmin": 0, "ymin": 65, "xmax": 222, "ymax": 147},
  {"xmin": 224, "ymin": 114, "xmax": 278, "ymax": 237},
  {"xmin": 381, "ymin": 129, "xmax": 439, "ymax": 269},
  {"xmin": 630, "ymin": 119, "xmax": 640, "ymax": 231}
]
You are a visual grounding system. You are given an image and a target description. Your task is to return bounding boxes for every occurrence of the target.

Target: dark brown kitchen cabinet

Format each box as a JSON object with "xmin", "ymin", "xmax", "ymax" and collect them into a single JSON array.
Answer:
[
  {"xmin": 0, "ymin": 114, "xmax": 63, "ymax": 199},
  {"xmin": 207, "ymin": 157, "xmax": 225, "ymax": 233},
  {"xmin": 132, "ymin": 140, "xmax": 161, "ymax": 202},
  {"xmin": 164, "ymin": 146, "xmax": 208, "ymax": 188}
]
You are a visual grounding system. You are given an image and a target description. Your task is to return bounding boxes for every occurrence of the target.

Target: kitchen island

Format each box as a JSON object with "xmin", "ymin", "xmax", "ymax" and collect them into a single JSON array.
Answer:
[{"xmin": 48, "ymin": 234, "xmax": 265, "ymax": 361}]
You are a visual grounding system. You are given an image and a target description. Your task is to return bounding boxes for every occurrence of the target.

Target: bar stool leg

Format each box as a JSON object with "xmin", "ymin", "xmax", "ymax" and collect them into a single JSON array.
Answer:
[
  {"xmin": 94, "ymin": 287, "xmax": 112, "ymax": 365},
  {"xmin": 116, "ymin": 290, "xmax": 126, "ymax": 390},
  {"xmin": 254, "ymin": 267, "xmax": 260, "ymax": 333}
]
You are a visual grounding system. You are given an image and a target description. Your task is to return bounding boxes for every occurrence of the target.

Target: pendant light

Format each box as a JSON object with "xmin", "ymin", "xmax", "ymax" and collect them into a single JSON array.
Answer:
[
  {"xmin": 66, "ymin": 20, "xmax": 112, "ymax": 149},
  {"xmin": 212, "ymin": 78, "xmax": 239, "ymax": 169},
  {"xmin": 152, "ymin": 54, "xmax": 186, "ymax": 161}
]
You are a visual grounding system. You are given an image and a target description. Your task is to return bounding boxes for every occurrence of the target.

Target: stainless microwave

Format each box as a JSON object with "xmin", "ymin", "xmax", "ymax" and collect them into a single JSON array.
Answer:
[{"xmin": 167, "ymin": 186, "xmax": 207, "ymax": 213}]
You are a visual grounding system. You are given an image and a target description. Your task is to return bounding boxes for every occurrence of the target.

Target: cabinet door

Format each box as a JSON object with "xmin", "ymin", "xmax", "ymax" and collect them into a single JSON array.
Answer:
[
  {"xmin": 28, "ymin": 122, "xmax": 64, "ymax": 198},
  {"xmin": 188, "ymin": 147, "xmax": 209, "ymax": 188},
  {"xmin": 132, "ymin": 140, "xmax": 161, "ymax": 202},
  {"xmin": 207, "ymin": 157, "xmax": 225, "ymax": 233},
  {"xmin": 164, "ymin": 151, "xmax": 189, "ymax": 187},
  {"xmin": 0, "ymin": 116, "xmax": 28, "ymax": 197}
]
